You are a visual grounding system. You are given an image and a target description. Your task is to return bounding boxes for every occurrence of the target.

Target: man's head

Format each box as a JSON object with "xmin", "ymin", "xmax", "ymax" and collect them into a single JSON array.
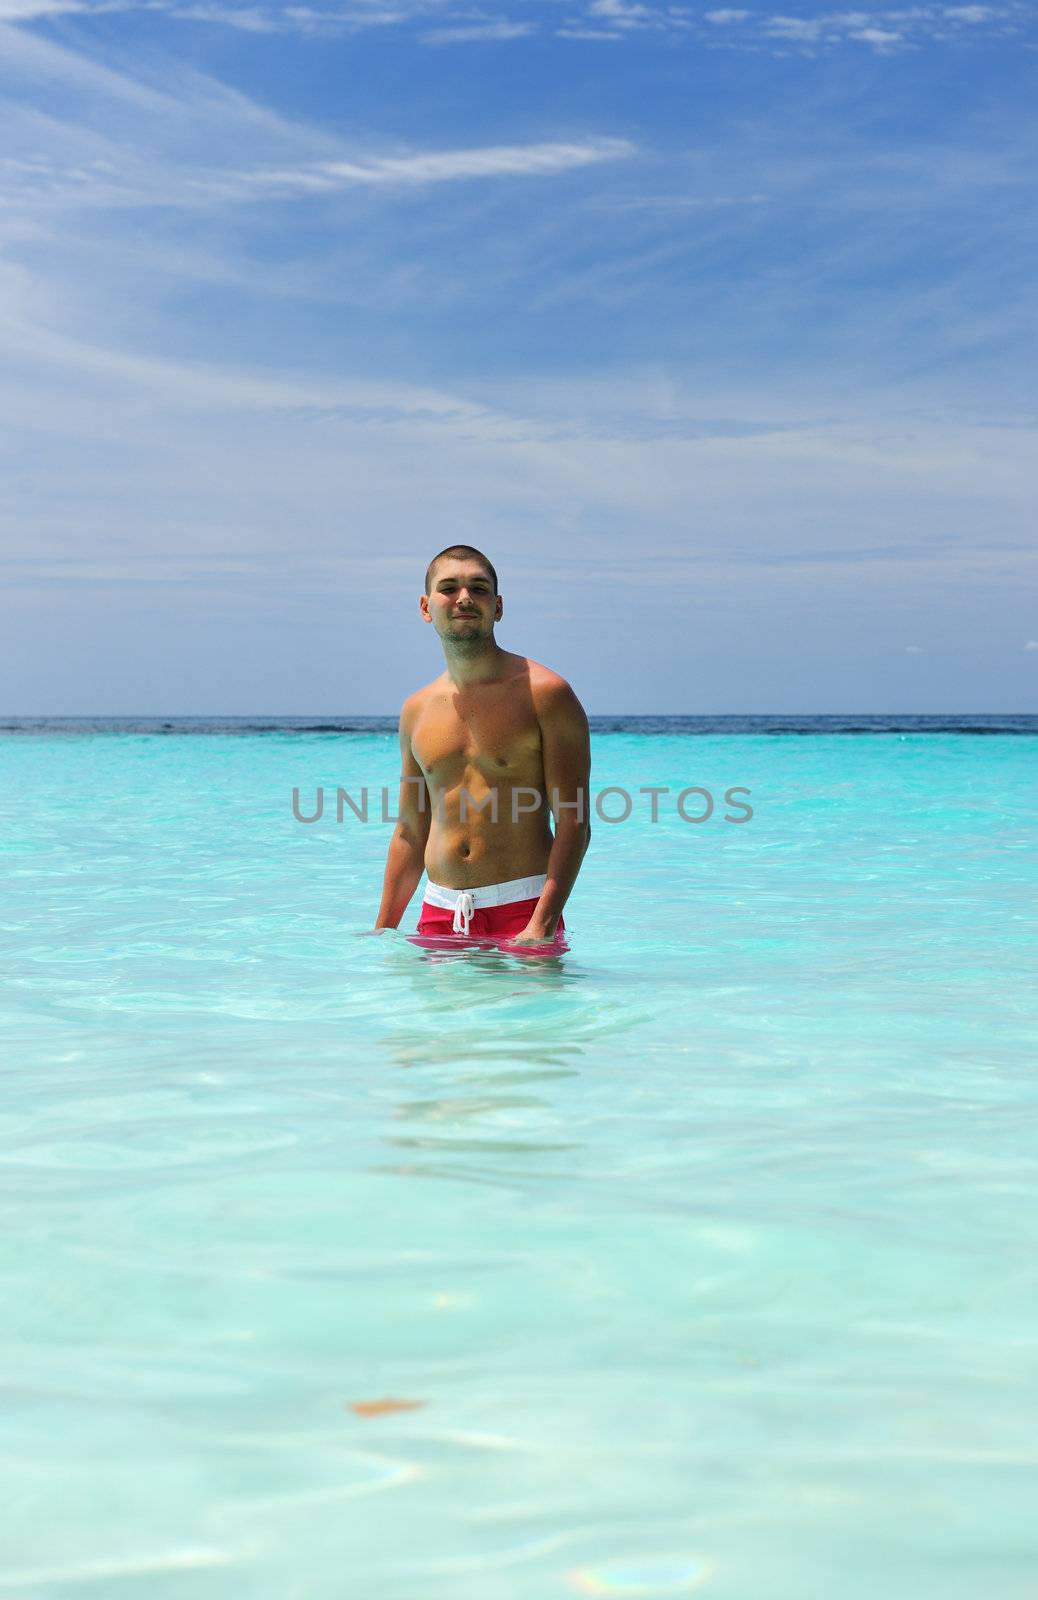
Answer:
[
  {"xmin": 420, "ymin": 546, "xmax": 502, "ymax": 650},
  {"xmin": 424, "ymin": 545, "xmax": 498, "ymax": 597}
]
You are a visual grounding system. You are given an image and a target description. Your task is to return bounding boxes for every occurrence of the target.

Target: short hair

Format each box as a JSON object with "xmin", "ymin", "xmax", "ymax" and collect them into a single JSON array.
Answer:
[{"xmin": 425, "ymin": 545, "xmax": 498, "ymax": 596}]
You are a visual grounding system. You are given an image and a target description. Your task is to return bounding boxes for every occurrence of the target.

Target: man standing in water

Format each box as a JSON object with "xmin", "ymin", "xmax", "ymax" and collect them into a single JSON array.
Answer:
[{"xmin": 374, "ymin": 546, "xmax": 591, "ymax": 947}]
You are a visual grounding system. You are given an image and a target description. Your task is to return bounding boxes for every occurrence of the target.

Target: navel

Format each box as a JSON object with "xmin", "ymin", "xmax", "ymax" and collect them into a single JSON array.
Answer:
[{"xmin": 459, "ymin": 840, "xmax": 471, "ymax": 858}]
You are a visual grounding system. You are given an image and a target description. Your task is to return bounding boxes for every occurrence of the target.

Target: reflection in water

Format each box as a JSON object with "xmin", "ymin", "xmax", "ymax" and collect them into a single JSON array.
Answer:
[
  {"xmin": 369, "ymin": 935, "xmax": 619, "ymax": 1190},
  {"xmin": 407, "ymin": 934, "xmax": 574, "ymax": 981}
]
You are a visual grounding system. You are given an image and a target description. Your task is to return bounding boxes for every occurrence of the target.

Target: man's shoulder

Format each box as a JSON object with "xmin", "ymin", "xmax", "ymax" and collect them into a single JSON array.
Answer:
[
  {"xmin": 523, "ymin": 657, "xmax": 568, "ymax": 691},
  {"xmin": 399, "ymin": 676, "xmax": 447, "ymax": 727},
  {"xmin": 522, "ymin": 659, "xmax": 587, "ymax": 718}
]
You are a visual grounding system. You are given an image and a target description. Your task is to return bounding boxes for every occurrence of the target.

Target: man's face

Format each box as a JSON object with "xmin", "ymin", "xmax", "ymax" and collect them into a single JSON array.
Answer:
[{"xmin": 421, "ymin": 559, "xmax": 502, "ymax": 643}]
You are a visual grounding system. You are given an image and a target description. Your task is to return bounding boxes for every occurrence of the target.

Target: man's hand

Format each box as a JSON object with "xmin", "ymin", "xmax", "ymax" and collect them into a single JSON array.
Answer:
[{"xmin": 509, "ymin": 921, "xmax": 559, "ymax": 948}]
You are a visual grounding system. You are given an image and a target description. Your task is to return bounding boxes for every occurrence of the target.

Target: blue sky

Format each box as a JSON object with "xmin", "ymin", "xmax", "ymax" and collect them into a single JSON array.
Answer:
[{"xmin": 2, "ymin": 0, "xmax": 1036, "ymax": 712}]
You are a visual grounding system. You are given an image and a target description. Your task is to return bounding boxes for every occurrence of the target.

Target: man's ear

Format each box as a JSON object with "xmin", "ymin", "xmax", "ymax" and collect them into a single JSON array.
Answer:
[
  {"xmin": 495, "ymin": 595, "xmax": 503, "ymax": 621},
  {"xmin": 419, "ymin": 595, "xmax": 432, "ymax": 623}
]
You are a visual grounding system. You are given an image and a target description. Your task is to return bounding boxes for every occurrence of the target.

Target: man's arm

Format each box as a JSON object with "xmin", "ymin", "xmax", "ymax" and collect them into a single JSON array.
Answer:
[
  {"xmin": 513, "ymin": 677, "xmax": 591, "ymax": 945},
  {"xmin": 374, "ymin": 699, "xmax": 430, "ymax": 929}
]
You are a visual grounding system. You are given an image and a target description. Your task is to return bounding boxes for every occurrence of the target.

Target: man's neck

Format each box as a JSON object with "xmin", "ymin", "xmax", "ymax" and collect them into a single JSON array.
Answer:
[{"xmin": 441, "ymin": 639, "xmax": 510, "ymax": 689}]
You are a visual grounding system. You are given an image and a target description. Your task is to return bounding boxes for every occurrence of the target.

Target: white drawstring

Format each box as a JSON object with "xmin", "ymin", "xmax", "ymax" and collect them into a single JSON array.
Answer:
[
  {"xmin": 423, "ymin": 875, "xmax": 548, "ymax": 936},
  {"xmin": 452, "ymin": 891, "xmax": 475, "ymax": 937}
]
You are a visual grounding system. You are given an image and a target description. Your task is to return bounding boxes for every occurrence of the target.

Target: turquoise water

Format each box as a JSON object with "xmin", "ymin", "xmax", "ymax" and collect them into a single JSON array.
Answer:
[{"xmin": 2, "ymin": 726, "xmax": 1036, "ymax": 1598}]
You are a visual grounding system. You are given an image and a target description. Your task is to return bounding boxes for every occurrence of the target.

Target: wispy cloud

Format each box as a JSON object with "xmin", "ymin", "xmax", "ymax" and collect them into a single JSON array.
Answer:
[
  {"xmin": 588, "ymin": 192, "xmax": 769, "ymax": 211},
  {"xmin": 0, "ymin": 0, "xmax": 100, "ymax": 15},
  {"xmin": 944, "ymin": 6, "xmax": 997, "ymax": 20},
  {"xmin": 1, "ymin": 0, "xmax": 1029, "ymax": 50},
  {"xmin": 172, "ymin": 4, "xmax": 280, "ymax": 29},
  {"xmin": 422, "ymin": 20, "xmax": 535, "ymax": 44},
  {"xmin": 0, "ymin": 25, "xmax": 632, "ymax": 215},
  {"xmin": 563, "ymin": 1, "xmax": 1027, "ymax": 52},
  {"xmin": 587, "ymin": 0, "xmax": 654, "ymax": 26},
  {"xmin": 765, "ymin": 14, "xmax": 823, "ymax": 42},
  {"xmin": 740, "ymin": 4, "xmax": 1022, "ymax": 53},
  {"xmin": 234, "ymin": 139, "xmax": 633, "ymax": 194},
  {"xmin": 556, "ymin": 26, "xmax": 626, "ymax": 40},
  {"xmin": 849, "ymin": 26, "xmax": 904, "ymax": 47}
]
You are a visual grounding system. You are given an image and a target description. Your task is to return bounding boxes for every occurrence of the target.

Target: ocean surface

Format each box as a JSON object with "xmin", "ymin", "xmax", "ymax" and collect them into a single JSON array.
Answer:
[{"xmin": 2, "ymin": 717, "xmax": 1036, "ymax": 1598}]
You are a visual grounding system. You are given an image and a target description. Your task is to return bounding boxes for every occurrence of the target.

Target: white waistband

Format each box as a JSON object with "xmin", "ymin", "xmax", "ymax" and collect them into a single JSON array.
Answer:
[
  {"xmin": 423, "ymin": 874, "xmax": 546, "ymax": 937},
  {"xmin": 423, "ymin": 874, "xmax": 547, "ymax": 912}
]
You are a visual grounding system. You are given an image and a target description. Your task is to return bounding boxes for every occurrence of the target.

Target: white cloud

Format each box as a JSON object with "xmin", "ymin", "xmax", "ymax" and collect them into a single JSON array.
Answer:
[
  {"xmin": 766, "ymin": 15, "xmax": 824, "ymax": 42},
  {"xmin": 1024, "ymin": 640, "xmax": 1038, "ymax": 652},
  {"xmin": 0, "ymin": 0, "xmax": 108, "ymax": 14},
  {"xmin": 279, "ymin": 4, "xmax": 409, "ymax": 30},
  {"xmin": 705, "ymin": 3, "xmax": 1018, "ymax": 51},
  {"xmin": 0, "ymin": 19, "xmax": 181, "ymax": 111},
  {"xmin": 943, "ymin": 5, "xmax": 995, "ymax": 21},
  {"xmin": 238, "ymin": 139, "xmax": 634, "ymax": 191},
  {"xmin": 905, "ymin": 643, "xmax": 923, "ymax": 653},
  {"xmin": 0, "ymin": 0, "xmax": 1021, "ymax": 48},
  {"xmin": 172, "ymin": 4, "xmax": 278, "ymax": 29},
  {"xmin": 0, "ymin": 308, "xmax": 511, "ymax": 428},
  {"xmin": 588, "ymin": 0, "xmax": 653, "ymax": 25},
  {"xmin": 422, "ymin": 20, "xmax": 536, "ymax": 44},
  {"xmin": 590, "ymin": 191, "xmax": 768, "ymax": 210},
  {"xmin": 0, "ymin": 25, "xmax": 633, "ymax": 214},
  {"xmin": 850, "ymin": 26, "xmax": 904, "ymax": 44}
]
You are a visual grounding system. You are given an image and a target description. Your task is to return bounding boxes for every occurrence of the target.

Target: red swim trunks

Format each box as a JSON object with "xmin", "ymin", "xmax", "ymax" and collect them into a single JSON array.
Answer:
[{"xmin": 415, "ymin": 875, "xmax": 566, "ymax": 950}]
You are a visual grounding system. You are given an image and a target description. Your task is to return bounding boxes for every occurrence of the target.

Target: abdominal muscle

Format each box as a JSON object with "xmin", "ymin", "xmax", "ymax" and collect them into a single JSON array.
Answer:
[{"xmin": 423, "ymin": 774, "xmax": 555, "ymax": 890}]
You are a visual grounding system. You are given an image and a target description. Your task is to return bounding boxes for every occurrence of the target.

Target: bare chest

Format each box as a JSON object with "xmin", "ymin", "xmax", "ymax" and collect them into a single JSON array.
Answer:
[{"xmin": 411, "ymin": 693, "xmax": 542, "ymax": 784}]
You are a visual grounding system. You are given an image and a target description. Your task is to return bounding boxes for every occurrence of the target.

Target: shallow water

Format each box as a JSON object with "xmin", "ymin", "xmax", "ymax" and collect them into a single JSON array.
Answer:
[{"xmin": 1, "ymin": 726, "xmax": 1036, "ymax": 1597}]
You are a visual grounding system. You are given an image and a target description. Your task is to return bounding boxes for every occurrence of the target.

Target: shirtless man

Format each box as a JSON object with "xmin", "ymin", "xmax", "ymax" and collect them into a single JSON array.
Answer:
[{"xmin": 374, "ymin": 545, "xmax": 591, "ymax": 947}]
